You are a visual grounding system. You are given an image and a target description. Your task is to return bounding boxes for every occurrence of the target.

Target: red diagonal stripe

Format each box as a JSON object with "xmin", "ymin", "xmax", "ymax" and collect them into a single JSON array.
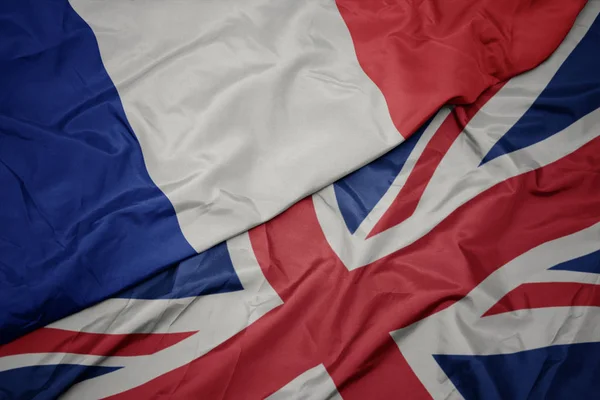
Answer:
[
  {"xmin": 484, "ymin": 282, "xmax": 600, "ymax": 317},
  {"xmin": 0, "ymin": 328, "xmax": 195, "ymax": 357},
  {"xmin": 368, "ymin": 85, "xmax": 501, "ymax": 237},
  {"xmin": 111, "ymin": 136, "xmax": 600, "ymax": 399}
]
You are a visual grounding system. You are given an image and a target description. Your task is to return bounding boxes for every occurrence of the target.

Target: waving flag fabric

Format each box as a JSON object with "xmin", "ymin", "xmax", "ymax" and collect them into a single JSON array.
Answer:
[
  {"xmin": 0, "ymin": 0, "xmax": 586, "ymax": 345},
  {"xmin": 1, "ymin": 0, "xmax": 598, "ymax": 398}
]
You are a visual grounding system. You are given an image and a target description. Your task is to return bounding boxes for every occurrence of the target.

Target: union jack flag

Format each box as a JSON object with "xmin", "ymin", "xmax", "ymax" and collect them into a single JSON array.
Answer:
[{"xmin": 2, "ymin": 2, "xmax": 600, "ymax": 399}]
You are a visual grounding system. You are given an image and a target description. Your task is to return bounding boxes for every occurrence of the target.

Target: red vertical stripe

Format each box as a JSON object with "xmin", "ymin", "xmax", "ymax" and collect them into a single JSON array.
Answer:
[{"xmin": 335, "ymin": 0, "xmax": 586, "ymax": 136}]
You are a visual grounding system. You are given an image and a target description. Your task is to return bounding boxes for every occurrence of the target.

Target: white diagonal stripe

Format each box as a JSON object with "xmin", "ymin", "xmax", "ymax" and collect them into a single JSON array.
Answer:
[
  {"xmin": 392, "ymin": 221, "xmax": 600, "ymax": 399},
  {"xmin": 314, "ymin": 2, "xmax": 600, "ymax": 270},
  {"xmin": 268, "ymin": 364, "xmax": 343, "ymax": 400}
]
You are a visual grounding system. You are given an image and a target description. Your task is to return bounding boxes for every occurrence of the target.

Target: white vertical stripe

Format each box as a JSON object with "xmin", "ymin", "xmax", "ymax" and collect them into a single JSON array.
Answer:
[{"xmin": 69, "ymin": 0, "xmax": 402, "ymax": 253}]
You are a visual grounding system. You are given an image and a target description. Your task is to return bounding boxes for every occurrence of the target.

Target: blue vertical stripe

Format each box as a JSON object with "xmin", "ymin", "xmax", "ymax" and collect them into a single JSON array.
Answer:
[{"xmin": 0, "ymin": 1, "xmax": 202, "ymax": 343}]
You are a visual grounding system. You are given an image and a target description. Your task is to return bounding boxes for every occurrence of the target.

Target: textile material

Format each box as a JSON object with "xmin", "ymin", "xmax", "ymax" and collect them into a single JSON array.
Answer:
[
  {"xmin": 1, "ymin": 0, "xmax": 599, "ymax": 398},
  {"xmin": 0, "ymin": 0, "xmax": 585, "ymax": 344}
]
